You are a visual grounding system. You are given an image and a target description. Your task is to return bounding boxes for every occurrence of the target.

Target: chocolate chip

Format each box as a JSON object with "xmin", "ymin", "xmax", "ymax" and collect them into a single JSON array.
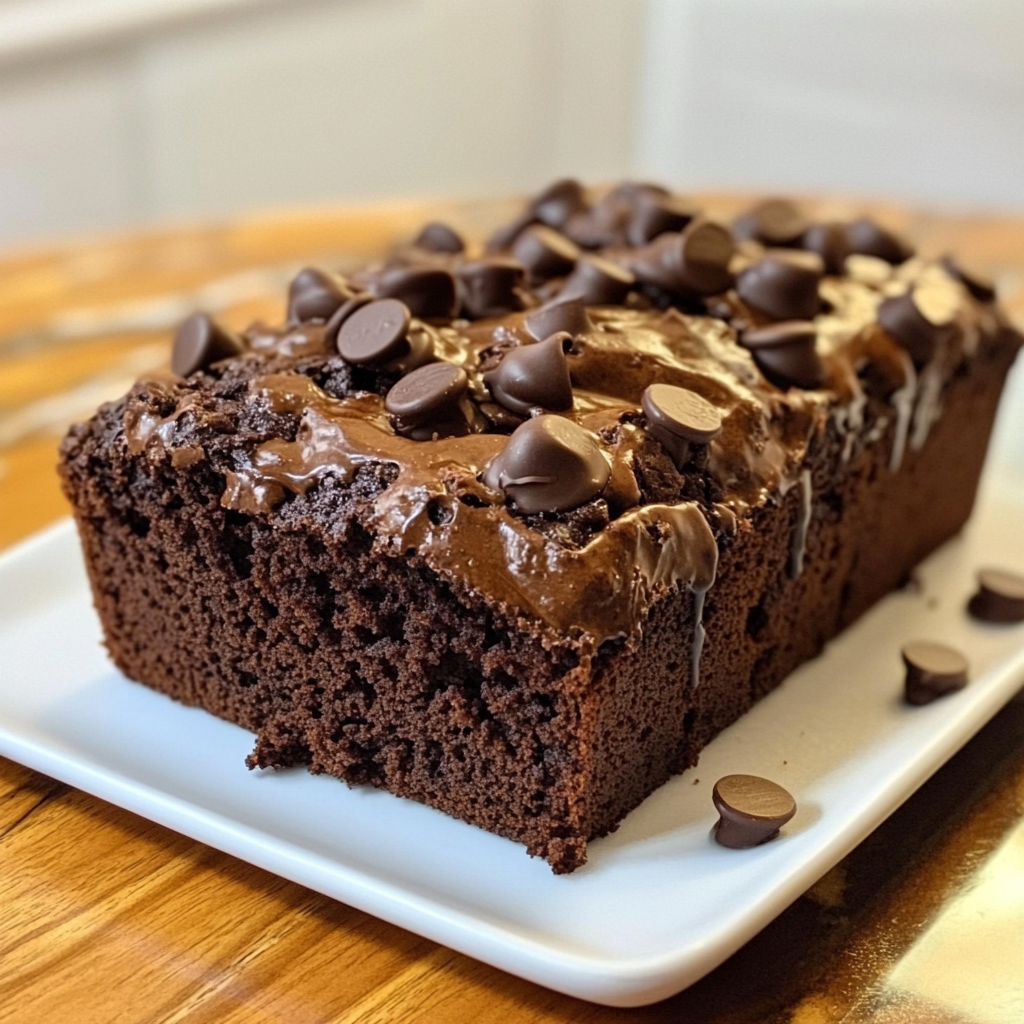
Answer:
[
  {"xmin": 941, "ymin": 255, "xmax": 997, "ymax": 303},
  {"xmin": 712, "ymin": 775, "xmax": 796, "ymax": 849},
  {"xmin": 482, "ymin": 415, "xmax": 610, "ymax": 514},
  {"xmin": 877, "ymin": 283, "xmax": 959, "ymax": 365},
  {"xmin": 733, "ymin": 198, "xmax": 809, "ymax": 247},
  {"xmin": 484, "ymin": 333, "xmax": 575, "ymax": 415},
  {"xmin": 967, "ymin": 568, "xmax": 1024, "ymax": 623},
  {"xmin": 374, "ymin": 266, "xmax": 458, "ymax": 319},
  {"xmin": 801, "ymin": 222, "xmax": 850, "ymax": 275},
  {"xmin": 736, "ymin": 253, "xmax": 823, "ymax": 321},
  {"xmin": 741, "ymin": 321, "xmax": 825, "ymax": 390},
  {"xmin": 845, "ymin": 217, "xmax": 914, "ymax": 264},
  {"xmin": 413, "ymin": 221, "xmax": 465, "ymax": 254},
  {"xmin": 630, "ymin": 220, "xmax": 735, "ymax": 295},
  {"xmin": 323, "ymin": 293, "xmax": 374, "ymax": 346},
  {"xmin": 626, "ymin": 193, "xmax": 698, "ymax": 246},
  {"xmin": 337, "ymin": 298, "xmax": 411, "ymax": 365},
  {"xmin": 171, "ymin": 312, "xmax": 245, "ymax": 377},
  {"xmin": 559, "ymin": 255, "xmax": 635, "ymax": 305},
  {"xmin": 456, "ymin": 258, "xmax": 526, "ymax": 319},
  {"xmin": 530, "ymin": 178, "xmax": 587, "ymax": 229},
  {"xmin": 641, "ymin": 384, "xmax": 722, "ymax": 468},
  {"xmin": 385, "ymin": 361, "xmax": 471, "ymax": 439},
  {"xmin": 524, "ymin": 297, "xmax": 592, "ymax": 341},
  {"xmin": 485, "ymin": 211, "xmax": 536, "ymax": 253},
  {"xmin": 902, "ymin": 641, "xmax": 969, "ymax": 705},
  {"xmin": 512, "ymin": 225, "xmax": 580, "ymax": 281},
  {"xmin": 287, "ymin": 267, "xmax": 350, "ymax": 323}
]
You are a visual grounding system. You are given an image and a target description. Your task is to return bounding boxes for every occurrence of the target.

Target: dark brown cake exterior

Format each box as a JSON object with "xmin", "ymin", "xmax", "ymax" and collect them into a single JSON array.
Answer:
[{"xmin": 59, "ymin": 184, "xmax": 1021, "ymax": 872}]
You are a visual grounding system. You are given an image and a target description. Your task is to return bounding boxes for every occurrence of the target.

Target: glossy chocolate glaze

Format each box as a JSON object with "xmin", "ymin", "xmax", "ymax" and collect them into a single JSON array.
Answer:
[{"xmin": 123, "ymin": 187, "xmax": 1019, "ymax": 653}]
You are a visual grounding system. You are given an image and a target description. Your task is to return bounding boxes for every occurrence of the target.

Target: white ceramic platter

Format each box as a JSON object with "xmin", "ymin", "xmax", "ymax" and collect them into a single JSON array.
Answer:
[{"xmin": 1, "ymin": 479, "xmax": 1022, "ymax": 1008}]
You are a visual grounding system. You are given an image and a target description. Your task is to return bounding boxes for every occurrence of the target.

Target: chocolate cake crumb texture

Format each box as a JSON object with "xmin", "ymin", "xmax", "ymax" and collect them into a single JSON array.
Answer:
[{"xmin": 60, "ymin": 180, "xmax": 1023, "ymax": 872}]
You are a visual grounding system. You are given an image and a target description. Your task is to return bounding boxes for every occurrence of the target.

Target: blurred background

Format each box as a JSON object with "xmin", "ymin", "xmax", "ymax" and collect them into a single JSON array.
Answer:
[
  {"xmin": 2, "ymin": 0, "xmax": 1023, "ymax": 247},
  {"xmin": 1, "ymin": 0, "xmax": 1023, "ymax": 549}
]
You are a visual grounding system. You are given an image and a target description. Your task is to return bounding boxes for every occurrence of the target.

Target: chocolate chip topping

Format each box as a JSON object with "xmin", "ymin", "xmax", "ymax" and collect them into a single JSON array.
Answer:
[
  {"xmin": 323, "ymin": 293, "xmax": 374, "ymax": 346},
  {"xmin": 413, "ymin": 221, "xmax": 465, "ymax": 254},
  {"xmin": 642, "ymin": 383, "xmax": 722, "ymax": 468},
  {"xmin": 741, "ymin": 321, "xmax": 825, "ymax": 390},
  {"xmin": 736, "ymin": 252, "xmax": 824, "ymax": 321},
  {"xmin": 626, "ymin": 192, "xmax": 698, "ymax": 246},
  {"xmin": 712, "ymin": 775, "xmax": 797, "ymax": 849},
  {"xmin": 734, "ymin": 198, "xmax": 809, "ymax": 247},
  {"xmin": 484, "ymin": 333, "xmax": 575, "ymax": 415},
  {"xmin": 530, "ymin": 178, "xmax": 587, "ymax": 229},
  {"xmin": 559, "ymin": 255, "xmax": 635, "ymax": 305},
  {"xmin": 171, "ymin": 312, "xmax": 245, "ymax": 377},
  {"xmin": 483, "ymin": 414, "xmax": 610, "ymax": 514},
  {"xmin": 629, "ymin": 220, "xmax": 735, "ymax": 295},
  {"xmin": 337, "ymin": 298, "xmax": 412, "ymax": 365},
  {"xmin": 374, "ymin": 266, "xmax": 458, "ymax": 320},
  {"xmin": 287, "ymin": 267, "xmax": 350, "ymax": 323},
  {"xmin": 877, "ymin": 283, "xmax": 959, "ymax": 365},
  {"xmin": 846, "ymin": 217, "xmax": 914, "ymax": 264},
  {"xmin": 967, "ymin": 568, "xmax": 1024, "ymax": 623},
  {"xmin": 456, "ymin": 258, "xmax": 526, "ymax": 319},
  {"xmin": 385, "ymin": 361, "xmax": 471, "ymax": 439},
  {"xmin": 512, "ymin": 225, "xmax": 581, "ymax": 281},
  {"xmin": 941, "ymin": 255, "xmax": 997, "ymax": 303},
  {"xmin": 902, "ymin": 640, "xmax": 969, "ymax": 705},
  {"xmin": 524, "ymin": 297, "xmax": 592, "ymax": 341},
  {"xmin": 801, "ymin": 222, "xmax": 850, "ymax": 275}
]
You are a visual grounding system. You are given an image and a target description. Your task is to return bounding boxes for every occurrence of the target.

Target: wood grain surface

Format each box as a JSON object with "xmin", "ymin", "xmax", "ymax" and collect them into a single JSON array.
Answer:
[{"xmin": 1, "ymin": 197, "xmax": 1023, "ymax": 1024}]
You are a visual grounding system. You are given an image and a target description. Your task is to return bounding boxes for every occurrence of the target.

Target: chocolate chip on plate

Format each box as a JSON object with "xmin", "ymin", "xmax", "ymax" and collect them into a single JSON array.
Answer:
[
  {"xmin": 967, "ymin": 568, "xmax": 1024, "ymax": 623},
  {"xmin": 385, "ymin": 361, "xmax": 471, "ymax": 439},
  {"xmin": 878, "ymin": 282, "xmax": 959, "ymax": 365},
  {"xmin": 902, "ymin": 640, "xmax": 969, "ymax": 705},
  {"xmin": 413, "ymin": 221, "xmax": 465, "ymax": 254},
  {"xmin": 337, "ymin": 298, "xmax": 412, "ymax": 365},
  {"xmin": 483, "ymin": 415, "xmax": 610, "ymax": 514},
  {"xmin": 733, "ymin": 198, "xmax": 809, "ymax": 247},
  {"xmin": 374, "ymin": 266, "xmax": 459, "ymax": 320},
  {"xmin": 712, "ymin": 775, "xmax": 797, "ymax": 849},
  {"xmin": 559, "ymin": 255, "xmax": 635, "ymax": 305},
  {"xmin": 845, "ymin": 217, "xmax": 914, "ymax": 264},
  {"xmin": 171, "ymin": 312, "xmax": 245, "ymax": 377},
  {"xmin": 457, "ymin": 258, "xmax": 526, "ymax": 319},
  {"xmin": 524, "ymin": 297, "xmax": 592, "ymax": 340},
  {"xmin": 736, "ymin": 252, "xmax": 823, "ymax": 321},
  {"xmin": 484, "ymin": 333, "xmax": 575, "ymax": 415},
  {"xmin": 641, "ymin": 383, "xmax": 723, "ymax": 468},
  {"xmin": 626, "ymin": 192, "xmax": 698, "ymax": 246},
  {"xmin": 741, "ymin": 321, "xmax": 825, "ymax": 390},
  {"xmin": 512, "ymin": 225, "xmax": 581, "ymax": 281},
  {"xmin": 287, "ymin": 267, "xmax": 351, "ymax": 323},
  {"xmin": 941, "ymin": 255, "xmax": 997, "ymax": 303},
  {"xmin": 801, "ymin": 222, "xmax": 850, "ymax": 275}
]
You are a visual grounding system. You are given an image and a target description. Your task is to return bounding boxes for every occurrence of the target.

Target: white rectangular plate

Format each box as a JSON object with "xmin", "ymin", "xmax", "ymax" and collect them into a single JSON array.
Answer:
[{"xmin": 2, "ymin": 480, "xmax": 1023, "ymax": 1008}]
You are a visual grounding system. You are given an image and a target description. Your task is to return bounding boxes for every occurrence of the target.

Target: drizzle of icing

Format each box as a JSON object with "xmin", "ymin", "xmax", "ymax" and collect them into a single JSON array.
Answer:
[
  {"xmin": 889, "ymin": 352, "xmax": 917, "ymax": 472},
  {"xmin": 790, "ymin": 469, "xmax": 813, "ymax": 578}
]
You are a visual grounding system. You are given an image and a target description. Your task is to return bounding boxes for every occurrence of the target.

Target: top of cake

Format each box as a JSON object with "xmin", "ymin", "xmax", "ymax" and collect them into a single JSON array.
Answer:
[{"xmin": 98, "ymin": 181, "xmax": 1021, "ymax": 649}]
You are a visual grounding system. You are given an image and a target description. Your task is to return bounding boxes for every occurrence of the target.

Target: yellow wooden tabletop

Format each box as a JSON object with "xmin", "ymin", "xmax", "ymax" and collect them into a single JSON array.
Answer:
[{"xmin": 1, "ymin": 197, "xmax": 1023, "ymax": 1024}]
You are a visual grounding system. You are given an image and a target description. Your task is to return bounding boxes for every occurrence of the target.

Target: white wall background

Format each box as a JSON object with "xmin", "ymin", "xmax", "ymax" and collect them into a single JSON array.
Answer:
[{"xmin": 1, "ymin": 0, "xmax": 1023, "ymax": 250}]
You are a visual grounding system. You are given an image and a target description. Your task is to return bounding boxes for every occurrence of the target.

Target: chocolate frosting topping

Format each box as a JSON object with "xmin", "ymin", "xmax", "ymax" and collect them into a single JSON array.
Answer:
[{"xmin": 122, "ymin": 182, "xmax": 1020, "ymax": 652}]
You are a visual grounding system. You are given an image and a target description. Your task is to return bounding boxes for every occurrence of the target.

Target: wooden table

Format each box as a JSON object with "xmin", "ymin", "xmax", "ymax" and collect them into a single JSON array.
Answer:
[{"xmin": 2, "ymin": 198, "xmax": 1023, "ymax": 1024}]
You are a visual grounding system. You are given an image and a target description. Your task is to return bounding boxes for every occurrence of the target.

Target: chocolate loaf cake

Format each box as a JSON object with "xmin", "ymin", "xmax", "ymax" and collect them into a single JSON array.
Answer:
[{"xmin": 59, "ymin": 183, "xmax": 1021, "ymax": 873}]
